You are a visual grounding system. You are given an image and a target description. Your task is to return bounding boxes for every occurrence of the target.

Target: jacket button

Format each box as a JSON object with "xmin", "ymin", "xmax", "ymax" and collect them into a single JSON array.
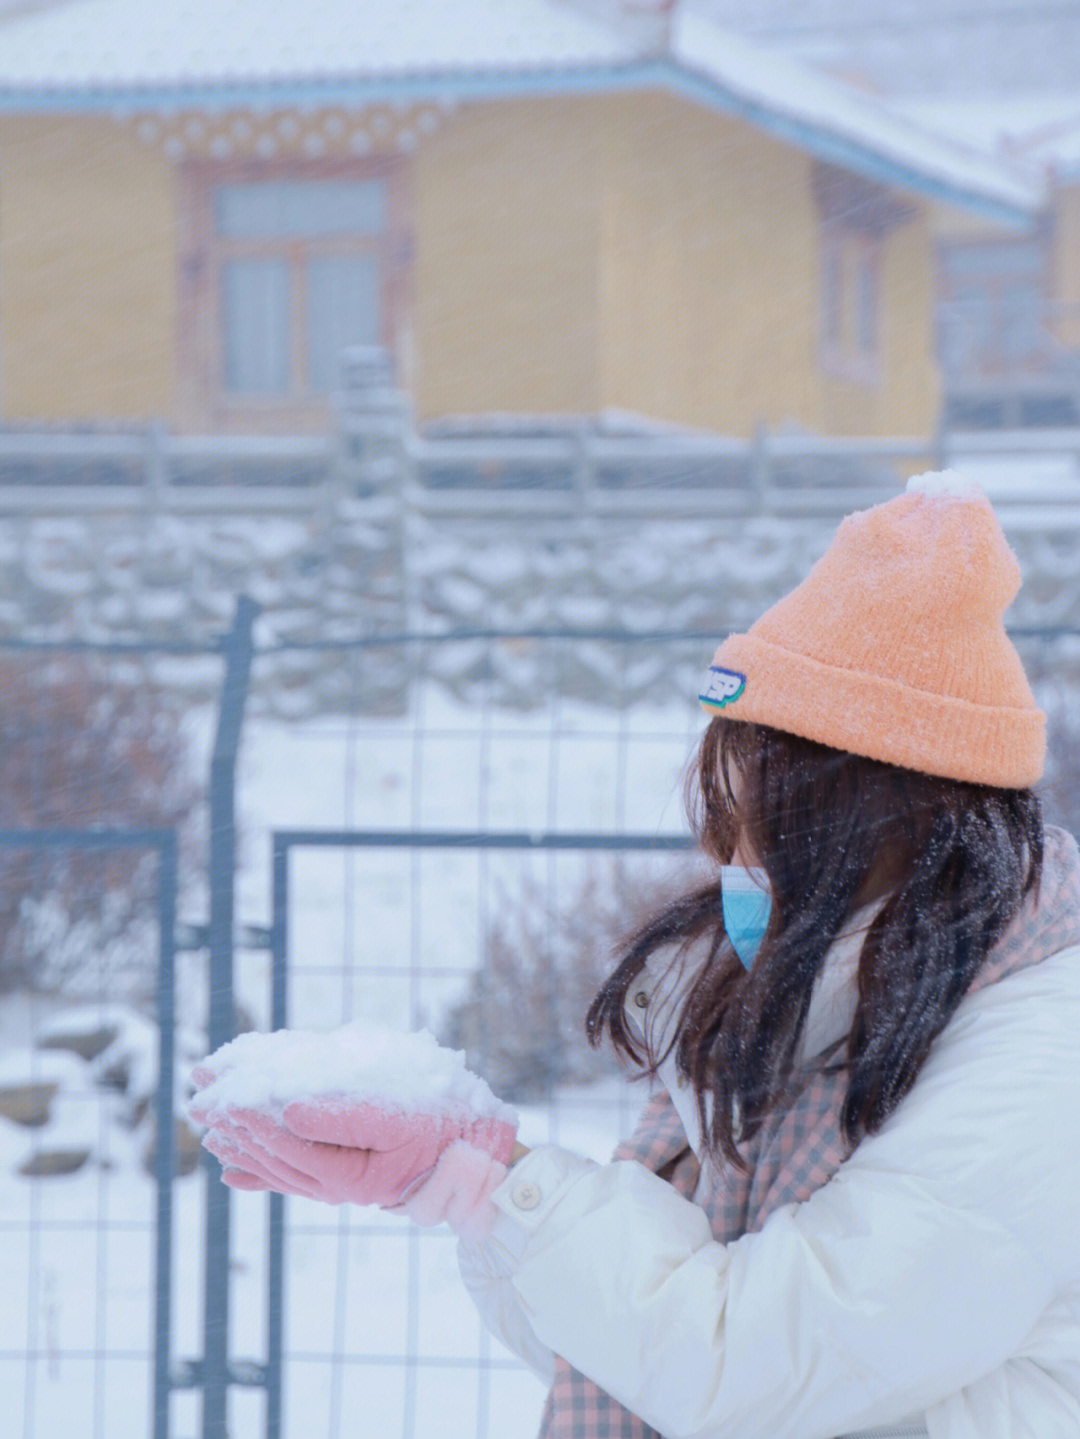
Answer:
[
  {"xmin": 633, "ymin": 990, "xmax": 649, "ymax": 1009},
  {"xmin": 511, "ymin": 1181, "xmax": 542, "ymax": 1211}
]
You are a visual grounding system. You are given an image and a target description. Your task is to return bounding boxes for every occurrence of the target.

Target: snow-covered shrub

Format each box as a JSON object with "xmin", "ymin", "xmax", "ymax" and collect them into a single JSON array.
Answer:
[
  {"xmin": 0, "ymin": 656, "xmax": 200, "ymax": 997},
  {"xmin": 440, "ymin": 857, "xmax": 698, "ymax": 1102}
]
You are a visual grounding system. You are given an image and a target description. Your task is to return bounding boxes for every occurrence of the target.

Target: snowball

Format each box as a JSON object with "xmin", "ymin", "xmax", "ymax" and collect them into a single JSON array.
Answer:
[
  {"xmin": 189, "ymin": 1023, "xmax": 517, "ymax": 1127},
  {"xmin": 905, "ymin": 469, "xmax": 987, "ymax": 501}
]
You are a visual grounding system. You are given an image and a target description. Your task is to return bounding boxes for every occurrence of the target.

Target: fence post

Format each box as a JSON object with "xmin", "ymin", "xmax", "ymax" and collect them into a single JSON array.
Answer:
[
  {"xmin": 933, "ymin": 406, "xmax": 950, "ymax": 473},
  {"xmin": 265, "ymin": 835, "xmax": 290, "ymax": 1439},
  {"xmin": 154, "ymin": 829, "xmax": 179, "ymax": 1439},
  {"xmin": 203, "ymin": 595, "xmax": 259, "ymax": 1439},
  {"xmin": 752, "ymin": 422, "xmax": 772, "ymax": 512},
  {"xmin": 145, "ymin": 422, "xmax": 169, "ymax": 510}
]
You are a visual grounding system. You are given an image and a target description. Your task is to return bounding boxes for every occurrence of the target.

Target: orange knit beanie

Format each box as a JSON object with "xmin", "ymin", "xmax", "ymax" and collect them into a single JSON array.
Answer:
[{"xmin": 700, "ymin": 472, "xmax": 1045, "ymax": 787}]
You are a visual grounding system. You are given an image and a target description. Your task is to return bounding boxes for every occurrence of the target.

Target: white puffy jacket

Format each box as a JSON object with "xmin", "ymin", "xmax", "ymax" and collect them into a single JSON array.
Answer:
[{"xmin": 458, "ymin": 915, "xmax": 1080, "ymax": 1439}]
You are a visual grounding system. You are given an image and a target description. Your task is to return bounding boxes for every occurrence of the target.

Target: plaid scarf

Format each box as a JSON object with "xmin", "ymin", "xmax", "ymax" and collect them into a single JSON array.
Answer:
[{"xmin": 538, "ymin": 826, "xmax": 1080, "ymax": 1439}]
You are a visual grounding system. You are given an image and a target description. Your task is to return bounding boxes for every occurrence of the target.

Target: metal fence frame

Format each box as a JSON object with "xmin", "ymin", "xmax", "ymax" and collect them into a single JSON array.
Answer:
[
  {"xmin": 0, "ymin": 602, "xmax": 259, "ymax": 1439},
  {"xmin": 0, "ymin": 827, "xmax": 177, "ymax": 1439},
  {"xmin": 265, "ymin": 826, "xmax": 695, "ymax": 1439}
]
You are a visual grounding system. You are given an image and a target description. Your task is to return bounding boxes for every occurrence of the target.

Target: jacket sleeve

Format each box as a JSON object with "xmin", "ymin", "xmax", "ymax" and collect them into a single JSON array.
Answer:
[
  {"xmin": 465, "ymin": 946, "xmax": 1080, "ymax": 1439},
  {"xmin": 456, "ymin": 1226, "xmax": 557, "ymax": 1383},
  {"xmin": 455, "ymin": 1157, "xmax": 597, "ymax": 1383},
  {"xmin": 456, "ymin": 1091, "xmax": 692, "ymax": 1384}
]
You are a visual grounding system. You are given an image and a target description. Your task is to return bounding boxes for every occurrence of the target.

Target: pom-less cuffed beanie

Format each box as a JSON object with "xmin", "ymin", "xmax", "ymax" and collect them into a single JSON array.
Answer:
[{"xmin": 701, "ymin": 472, "xmax": 1045, "ymax": 787}]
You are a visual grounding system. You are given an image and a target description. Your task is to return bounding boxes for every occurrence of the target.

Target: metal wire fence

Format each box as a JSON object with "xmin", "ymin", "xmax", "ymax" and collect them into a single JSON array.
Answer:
[
  {"xmin": 2, "ymin": 621, "xmax": 1080, "ymax": 1438},
  {"xmin": 0, "ymin": 637, "xmax": 220, "ymax": 1439},
  {"xmin": 233, "ymin": 627, "xmax": 711, "ymax": 1439}
]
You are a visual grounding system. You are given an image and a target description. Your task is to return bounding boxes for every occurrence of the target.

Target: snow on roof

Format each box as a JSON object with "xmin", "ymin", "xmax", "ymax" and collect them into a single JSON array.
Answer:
[
  {"xmin": 897, "ymin": 94, "xmax": 1080, "ymax": 181},
  {"xmin": 666, "ymin": 12, "xmax": 1041, "ymax": 222},
  {"xmin": 0, "ymin": 0, "xmax": 635, "ymax": 85},
  {"xmin": 0, "ymin": 0, "xmax": 1043, "ymax": 221},
  {"xmin": 1017, "ymin": 115, "xmax": 1080, "ymax": 177}
]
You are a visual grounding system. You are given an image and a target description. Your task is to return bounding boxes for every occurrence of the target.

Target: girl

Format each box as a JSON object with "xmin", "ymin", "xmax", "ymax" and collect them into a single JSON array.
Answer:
[{"xmin": 196, "ymin": 475, "xmax": 1080, "ymax": 1438}]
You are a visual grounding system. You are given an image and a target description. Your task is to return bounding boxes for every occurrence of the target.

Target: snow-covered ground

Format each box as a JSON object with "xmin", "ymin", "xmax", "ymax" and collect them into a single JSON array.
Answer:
[{"xmin": 1, "ymin": 691, "xmax": 701, "ymax": 1438}]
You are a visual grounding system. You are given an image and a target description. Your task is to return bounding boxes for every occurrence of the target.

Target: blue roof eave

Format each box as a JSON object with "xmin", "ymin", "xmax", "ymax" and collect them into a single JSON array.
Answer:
[{"xmin": 0, "ymin": 57, "xmax": 1042, "ymax": 226}]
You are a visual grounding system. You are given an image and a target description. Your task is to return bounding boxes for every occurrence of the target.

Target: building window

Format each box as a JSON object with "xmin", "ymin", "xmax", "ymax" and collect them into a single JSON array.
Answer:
[
  {"xmin": 181, "ymin": 162, "xmax": 410, "ymax": 424},
  {"xmin": 813, "ymin": 162, "xmax": 912, "ymax": 387},
  {"xmin": 937, "ymin": 238, "xmax": 1048, "ymax": 379},
  {"xmin": 853, "ymin": 238, "xmax": 879, "ymax": 358},
  {"xmin": 819, "ymin": 223, "xmax": 883, "ymax": 383},
  {"xmin": 821, "ymin": 237, "xmax": 842, "ymax": 351}
]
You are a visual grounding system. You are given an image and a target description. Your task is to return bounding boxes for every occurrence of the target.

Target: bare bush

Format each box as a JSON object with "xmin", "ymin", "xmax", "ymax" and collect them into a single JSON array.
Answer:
[
  {"xmin": 0, "ymin": 656, "xmax": 200, "ymax": 998},
  {"xmin": 441, "ymin": 857, "xmax": 698, "ymax": 1101}
]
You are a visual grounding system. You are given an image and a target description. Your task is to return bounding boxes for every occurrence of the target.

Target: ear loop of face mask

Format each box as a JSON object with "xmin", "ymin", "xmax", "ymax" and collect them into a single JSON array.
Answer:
[{"xmin": 720, "ymin": 865, "xmax": 772, "ymax": 970}]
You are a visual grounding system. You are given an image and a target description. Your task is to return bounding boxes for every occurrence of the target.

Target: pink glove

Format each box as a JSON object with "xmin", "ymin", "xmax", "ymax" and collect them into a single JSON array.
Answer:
[
  {"xmin": 391, "ymin": 1139, "xmax": 510, "ymax": 1238},
  {"xmin": 191, "ymin": 1081, "xmax": 516, "ymax": 1231}
]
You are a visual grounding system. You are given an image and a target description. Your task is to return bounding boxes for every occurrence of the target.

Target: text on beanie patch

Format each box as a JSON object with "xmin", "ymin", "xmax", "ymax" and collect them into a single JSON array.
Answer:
[{"xmin": 700, "ymin": 666, "xmax": 746, "ymax": 708}]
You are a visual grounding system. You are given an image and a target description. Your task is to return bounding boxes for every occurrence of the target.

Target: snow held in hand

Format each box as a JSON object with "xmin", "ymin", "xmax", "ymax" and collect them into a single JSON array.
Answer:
[{"xmin": 191, "ymin": 1022, "xmax": 517, "ymax": 1128}]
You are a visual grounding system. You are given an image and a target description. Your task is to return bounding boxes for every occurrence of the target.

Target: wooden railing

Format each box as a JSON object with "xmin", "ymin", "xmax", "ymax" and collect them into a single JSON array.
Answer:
[{"xmin": 0, "ymin": 414, "xmax": 1077, "ymax": 522}]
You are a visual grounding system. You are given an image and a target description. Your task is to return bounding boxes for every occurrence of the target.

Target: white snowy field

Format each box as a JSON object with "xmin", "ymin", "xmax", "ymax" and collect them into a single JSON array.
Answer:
[
  {"xmin": 1, "ymin": 689, "xmax": 702, "ymax": 1439},
  {"xmin": 0, "ymin": 1072, "xmax": 637, "ymax": 1439}
]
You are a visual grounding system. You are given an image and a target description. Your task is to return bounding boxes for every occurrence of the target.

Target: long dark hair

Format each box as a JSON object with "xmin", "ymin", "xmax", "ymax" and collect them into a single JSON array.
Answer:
[{"xmin": 587, "ymin": 718, "xmax": 1043, "ymax": 1168}]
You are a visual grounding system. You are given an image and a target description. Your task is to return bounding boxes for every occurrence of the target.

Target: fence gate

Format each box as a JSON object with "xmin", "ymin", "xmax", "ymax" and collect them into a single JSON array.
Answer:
[{"xmin": 260, "ymin": 825, "xmax": 694, "ymax": 1439}]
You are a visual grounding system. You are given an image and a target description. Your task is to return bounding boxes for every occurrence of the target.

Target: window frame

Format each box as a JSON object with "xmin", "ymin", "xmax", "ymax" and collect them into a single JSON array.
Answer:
[
  {"xmin": 818, "ymin": 220, "xmax": 884, "ymax": 388},
  {"xmin": 178, "ymin": 157, "xmax": 412, "ymax": 430},
  {"xmin": 812, "ymin": 162, "xmax": 910, "ymax": 390},
  {"xmin": 936, "ymin": 233, "xmax": 1051, "ymax": 381}
]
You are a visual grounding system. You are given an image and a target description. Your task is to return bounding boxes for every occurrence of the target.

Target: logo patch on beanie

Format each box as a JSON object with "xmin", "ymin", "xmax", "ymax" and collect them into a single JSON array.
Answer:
[{"xmin": 700, "ymin": 666, "xmax": 746, "ymax": 708}]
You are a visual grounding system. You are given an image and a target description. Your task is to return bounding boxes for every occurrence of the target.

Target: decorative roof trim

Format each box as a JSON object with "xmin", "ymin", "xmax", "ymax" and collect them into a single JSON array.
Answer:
[{"xmin": 0, "ymin": 58, "xmax": 1040, "ymax": 225}]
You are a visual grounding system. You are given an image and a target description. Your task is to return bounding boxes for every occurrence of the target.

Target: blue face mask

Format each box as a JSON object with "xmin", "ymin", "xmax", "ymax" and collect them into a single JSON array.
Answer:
[{"xmin": 720, "ymin": 865, "xmax": 772, "ymax": 970}]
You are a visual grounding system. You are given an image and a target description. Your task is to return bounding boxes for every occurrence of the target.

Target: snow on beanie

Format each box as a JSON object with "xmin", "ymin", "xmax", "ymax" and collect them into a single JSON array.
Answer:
[{"xmin": 700, "ymin": 471, "xmax": 1045, "ymax": 787}]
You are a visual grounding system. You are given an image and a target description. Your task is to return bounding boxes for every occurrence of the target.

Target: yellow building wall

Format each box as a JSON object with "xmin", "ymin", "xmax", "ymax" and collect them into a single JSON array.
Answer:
[
  {"xmin": 819, "ymin": 206, "xmax": 939, "ymax": 439},
  {"xmin": 597, "ymin": 91, "xmax": 939, "ymax": 438},
  {"xmin": 412, "ymin": 99, "xmax": 603, "ymax": 422},
  {"xmin": 599, "ymin": 94, "xmax": 819, "ymax": 434},
  {"xmin": 1, "ymin": 95, "xmax": 943, "ymax": 437},
  {"xmin": 0, "ymin": 116, "xmax": 178, "ymax": 423}
]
